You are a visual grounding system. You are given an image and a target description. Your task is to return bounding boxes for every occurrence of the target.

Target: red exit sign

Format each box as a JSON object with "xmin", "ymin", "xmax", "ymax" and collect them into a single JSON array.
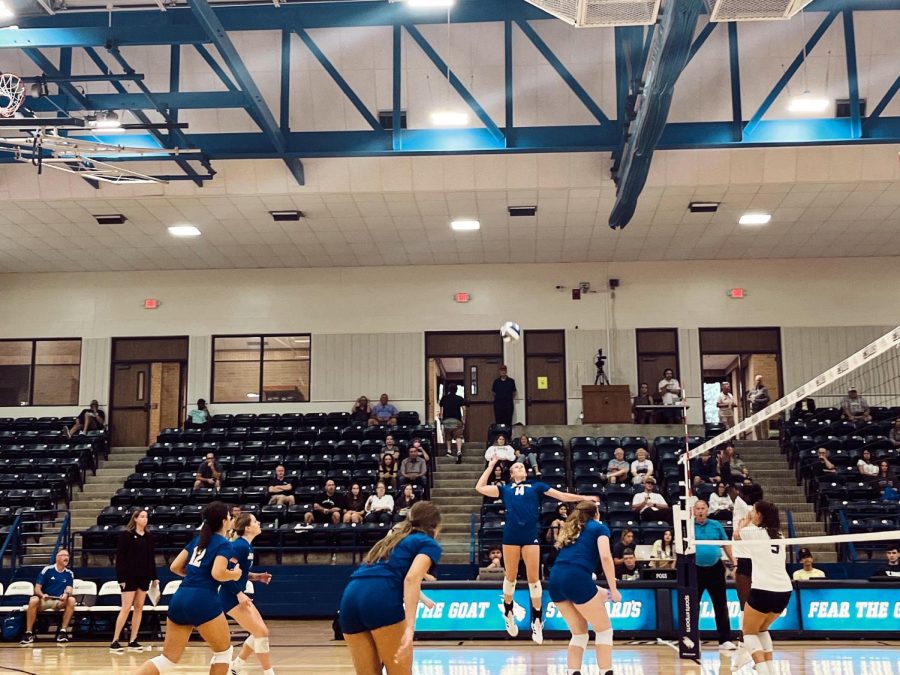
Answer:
[
  {"xmin": 727, "ymin": 288, "xmax": 746, "ymax": 299},
  {"xmin": 143, "ymin": 298, "xmax": 160, "ymax": 309},
  {"xmin": 454, "ymin": 292, "xmax": 470, "ymax": 303}
]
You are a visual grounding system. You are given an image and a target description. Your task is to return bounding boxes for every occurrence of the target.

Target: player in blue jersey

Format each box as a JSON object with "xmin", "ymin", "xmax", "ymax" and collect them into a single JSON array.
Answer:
[
  {"xmin": 220, "ymin": 514, "xmax": 275, "ymax": 675},
  {"xmin": 476, "ymin": 456, "xmax": 597, "ymax": 644},
  {"xmin": 339, "ymin": 500, "xmax": 442, "ymax": 675},
  {"xmin": 548, "ymin": 500, "xmax": 620, "ymax": 675},
  {"xmin": 133, "ymin": 501, "xmax": 242, "ymax": 675}
]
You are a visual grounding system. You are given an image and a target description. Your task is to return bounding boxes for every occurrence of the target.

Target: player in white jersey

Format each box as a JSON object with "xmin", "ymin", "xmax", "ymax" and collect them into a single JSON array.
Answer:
[
  {"xmin": 732, "ymin": 500, "xmax": 793, "ymax": 675},
  {"xmin": 732, "ymin": 483, "xmax": 763, "ymax": 665}
]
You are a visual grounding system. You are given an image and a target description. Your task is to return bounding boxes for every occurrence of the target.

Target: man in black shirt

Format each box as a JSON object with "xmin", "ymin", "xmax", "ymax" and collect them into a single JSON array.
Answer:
[
  {"xmin": 873, "ymin": 544, "xmax": 900, "ymax": 580},
  {"xmin": 632, "ymin": 382, "xmax": 654, "ymax": 424},
  {"xmin": 491, "ymin": 365, "xmax": 517, "ymax": 427},
  {"xmin": 304, "ymin": 479, "xmax": 344, "ymax": 525},
  {"xmin": 615, "ymin": 548, "xmax": 641, "ymax": 581},
  {"xmin": 267, "ymin": 464, "xmax": 295, "ymax": 506},
  {"xmin": 439, "ymin": 384, "xmax": 467, "ymax": 460},
  {"xmin": 193, "ymin": 452, "xmax": 222, "ymax": 490}
]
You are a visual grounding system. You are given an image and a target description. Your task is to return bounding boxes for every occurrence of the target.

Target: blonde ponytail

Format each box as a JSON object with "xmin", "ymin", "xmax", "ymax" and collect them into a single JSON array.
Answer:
[{"xmin": 555, "ymin": 500, "xmax": 599, "ymax": 550}]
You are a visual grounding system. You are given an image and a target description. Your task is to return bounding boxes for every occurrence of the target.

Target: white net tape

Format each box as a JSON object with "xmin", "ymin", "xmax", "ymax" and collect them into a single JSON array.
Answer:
[
  {"xmin": 686, "ymin": 529, "xmax": 900, "ymax": 549},
  {"xmin": 0, "ymin": 73, "xmax": 25, "ymax": 118}
]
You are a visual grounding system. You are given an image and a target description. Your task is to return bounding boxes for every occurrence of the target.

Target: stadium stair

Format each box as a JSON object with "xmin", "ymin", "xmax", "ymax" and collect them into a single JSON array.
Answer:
[
  {"xmin": 69, "ymin": 447, "xmax": 146, "ymax": 541},
  {"xmin": 431, "ymin": 444, "xmax": 486, "ymax": 564}
]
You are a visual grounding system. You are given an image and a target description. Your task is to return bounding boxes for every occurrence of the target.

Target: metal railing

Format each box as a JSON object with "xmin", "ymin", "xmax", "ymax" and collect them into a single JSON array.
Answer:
[
  {"xmin": 0, "ymin": 514, "xmax": 23, "ymax": 569},
  {"xmin": 786, "ymin": 510, "xmax": 797, "ymax": 563},
  {"xmin": 836, "ymin": 510, "xmax": 859, "ymax": 562},
  {"xmin": 52, "ymin": 512, "xmax": 73, "ymax": 562},
  {"xmin": 469, "ymin": 513, "xmax": 476, "ymax": 565}
]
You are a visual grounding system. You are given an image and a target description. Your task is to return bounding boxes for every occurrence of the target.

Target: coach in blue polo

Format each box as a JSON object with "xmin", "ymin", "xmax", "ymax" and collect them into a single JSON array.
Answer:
[{"xmin": 693, "ymin": 500, "xmax": 736, "ymax": 650}]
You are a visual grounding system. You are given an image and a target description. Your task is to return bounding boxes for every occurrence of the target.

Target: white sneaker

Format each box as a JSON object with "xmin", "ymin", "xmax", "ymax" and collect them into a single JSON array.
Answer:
[
  {"xmin": 719, "ymin": 641, "xmax": 738, "ymax": 651},
  {"xmin": 531, "ymin": 618, "xmax": 544, "ymax": 645},
  {"xmin": 503, "ymin": 607, "xmax": 519, "ymax": 637},
  {"xmin": 229, "ymin": 660, "xmax": 246, "ymax": 675},
  {"xmin": 732, "ymin": 645, "xmax": 753, "ymax": 671}
]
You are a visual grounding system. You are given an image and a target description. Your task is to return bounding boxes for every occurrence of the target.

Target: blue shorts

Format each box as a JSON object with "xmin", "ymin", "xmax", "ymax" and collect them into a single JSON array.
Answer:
[
  {"xmin": 167, "ymin": 588, "xmax": 224, "ymax": 627},
  {"xmin": 548, "ymin": 563, "xmax": 599, "ymax": 605},
  {"xmin": 218, "ymin": 590, "xmax": 239, "ymax": 615},
  {"xmin": 339, "ymin": 578, "xmax": 404, "ymax": 634},
  {"xmin": 502, "ymin": 525, "xmax": 540, "ymax": 547}
]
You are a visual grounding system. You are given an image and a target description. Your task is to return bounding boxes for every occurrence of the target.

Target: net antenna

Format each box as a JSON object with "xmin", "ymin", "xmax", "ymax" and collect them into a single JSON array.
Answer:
[{"xmin": 0, "ymin": 73, "xmax": 26, "ymax": 118}]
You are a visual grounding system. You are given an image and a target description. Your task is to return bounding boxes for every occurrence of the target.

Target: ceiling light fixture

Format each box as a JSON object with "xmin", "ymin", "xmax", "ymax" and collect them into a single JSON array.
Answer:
[
  {"xmin": 738, "ymin": 213, "xmax": 772, "ymax": 226},
  {"xmin": 788, "ymin": 92, "xmax": 830, "ymax": 114},
  {"xmin": 430, "ymin": 110, "xmax": 469, "ymax": 127},
  {"xmin": 89, "ymin": 111, "xmax": 122, "ymax": 129},
  {"xmin": 246, "ymin": 392, "xmax": 260, "ymax": 398},
  {"xmin": 451, "ymin": 219, "xmax": 480, "ymax": 231},
  {"xmin": 0, "ymin": 2, "xmax": 15, "ymax": 20},
  {"xmin": 407, "ymin": 0, "xmax": 455, "ymax": 6},
  {"xmin": 168, "ymin": 225, "xmax": 202, "ymax": 237}
]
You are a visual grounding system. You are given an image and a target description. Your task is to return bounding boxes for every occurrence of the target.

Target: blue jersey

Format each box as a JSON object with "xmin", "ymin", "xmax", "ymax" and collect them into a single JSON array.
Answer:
[
  {"xmin": 351, "ymin": 532, "xmax": 441, "ymax": 588},
  {"xmin": 554, "ymin": 520, "xmax": 611, "ymax": 572},
  {"xmin": 36, "ymin": 565, "xmax": 74, "ymax": 597},
  {"xmin": 500, "ymin": 480, "xmax": 550, "ymax": 530},
  {"xmin": 180, "ymin": 534, "xmax": 232, "ymax": 593},
  {"xmin": 221, "ymin": 537, "xmax": 253, "ymax": 597}
]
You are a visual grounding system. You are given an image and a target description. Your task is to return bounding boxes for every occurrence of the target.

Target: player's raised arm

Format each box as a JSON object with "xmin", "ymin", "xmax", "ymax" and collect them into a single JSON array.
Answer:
[{"xmin": 476, "ymin": 457, "xmax": 501, "ymax": 498}]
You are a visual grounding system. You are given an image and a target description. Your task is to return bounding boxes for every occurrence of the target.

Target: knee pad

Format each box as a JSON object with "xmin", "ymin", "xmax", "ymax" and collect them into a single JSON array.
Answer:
[
  {"xmin": 759, "ymin": 631, "xmax": 773, "ymax": 652},
  {"xmin": 569, "ymin": 633, "xmax": 589, "ymax": 649},
  {"xmin": 254, "ymin": 636, "xmax": 270, "ymax": 654},
  {"xmin": 243, "ymin": 635, "xmax": 255, "ymax": 649},
  {"xmin": 528, "ymin": 581, "xmax": 542, "ymax": 600},
  {"xmin": 149, "ymin": 655, "xmax": 176, "ymax": 674},
  {"xmin": 502, "ymin": 578, "xmax": 516, "ymax": 596},
  {"xmin": 595, "ymin": 628, "xmax": 614, "ymax": 646},
  {"xmin": 743, "ymin": 634, "xmax": 763, "ymax": 654},
  {"xmin": 210, "ymin": 646, "xmax": 233, "ymax": 664}
]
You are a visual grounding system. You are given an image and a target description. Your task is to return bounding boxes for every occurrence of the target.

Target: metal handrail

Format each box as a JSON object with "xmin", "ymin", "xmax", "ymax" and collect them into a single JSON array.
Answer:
[
  {"xmin": 0, "ymin": 514, "xmax": 22, "ymax": 569},
  {"xmin": 52, "ymin": 512, "xmax": 71, "ymax": 563},
  {"xmin": 785, "ymin": 510, "xmax": 797, "ymax": 563},
  {"xmin": 469, "ymin": 513, "xmax": 476, "ymax": 565}
]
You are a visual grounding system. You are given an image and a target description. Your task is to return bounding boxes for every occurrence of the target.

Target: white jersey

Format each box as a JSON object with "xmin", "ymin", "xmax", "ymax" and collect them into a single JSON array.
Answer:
[
  {"xmin": 732, "ymin": 497, "xmax": 752, "ymax": 560},
  {"xmin": 739, "ymin": 524, "xmax": 792, "ymax": 593}
]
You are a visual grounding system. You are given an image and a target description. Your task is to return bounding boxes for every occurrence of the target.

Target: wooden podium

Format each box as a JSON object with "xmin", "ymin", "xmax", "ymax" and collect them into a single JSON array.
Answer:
[{"xmin": 582, "ymin": 385, "xmax": 632, "ymax": 423}]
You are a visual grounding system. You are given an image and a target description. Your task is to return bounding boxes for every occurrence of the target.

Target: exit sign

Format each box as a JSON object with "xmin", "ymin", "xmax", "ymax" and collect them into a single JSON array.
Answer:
[
  {"xmin": 727, "ymin": 288, "xmax": 746, "ymax": 299},
  {"xmin": 454, "ymin": 292, "xmax": 470, "ymax": 303},
  {"xmin": 143, "ymin": 298, "xmax": 160, "ymax": 309}
]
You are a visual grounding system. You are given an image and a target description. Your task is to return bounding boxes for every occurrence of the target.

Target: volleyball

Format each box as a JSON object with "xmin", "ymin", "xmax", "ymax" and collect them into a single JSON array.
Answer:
[{"xmin": 500, "ymin": 321, "xmax": 521, "ymax": 343}]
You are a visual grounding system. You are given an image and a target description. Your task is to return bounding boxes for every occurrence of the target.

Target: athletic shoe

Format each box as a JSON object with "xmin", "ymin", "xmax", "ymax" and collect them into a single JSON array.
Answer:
[
  {"xmin": 531, "ymin": 618, "xmax": 544, "ymax": 645},
  {"xmin": 446, "ymin": 449, "xmax": 453, "ymax": 457},
  {"xmin": 732, "ymin": 645, "xmax": 753, "ymax": 670},
  {"xmin": 502, "ymin": 607, "xmax": 519, "ymax": 637},
  {"xmin": 56, "ymin": 631, "xmax": 69, "ymax": 644},
  {"xmin": 456, "ymin": 450, "xmax": 463, "ymax": 465},
  {"xmin": 719, "ymin": 640, "xmax": 738, "ymax": 651},
  {"xmin": 230, "ymin": 659, "xmax": 247, "ymax": 675},
  {"xmin": 19, "ymin": 632, "xmax": 34, "ymax": 647},
  {"xmin": 109, "ymin": 641, "xmax": 124, "ymax": 653},
  {"xmin": 127, "ymin": 640, "xmax": 144, "ymax": 651}
]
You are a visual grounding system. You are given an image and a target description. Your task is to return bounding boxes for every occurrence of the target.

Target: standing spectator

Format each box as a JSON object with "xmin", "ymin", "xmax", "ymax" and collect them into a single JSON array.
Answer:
[
  {"xmin": 631, "ymin": 477, "xmax": 670, "ymax": 522},
  {"xmin": 717, "ymin": 382, "xmax": 738, "ymax": 429},
  {"xmin": 514, "ymin": 435, "xmax": 541, "ymax": 477},
  {"xmin": 545, "ymin": 504, "xmax": 569, "ymax": 544},
  {"xmin": 382, "ymin": 434, "xmax": 401, "ymax": 461},
  {"xmin": 363, "ymin": 482, "xmax": 394, "ymax": 524},
  {"xmin": 110, "ymin": 509, "xmax": 158, "ymax": 653},
  {"xmin": 378, "ymin": 453, "xmax": 398, "ymax": 490},
  {"xmin": 350, "ymin": 396, "xmax": 372, "ymax": 424},
  {"xmin": 708, "ymin": 483, "xmax": 734, "ymax": 520},
  {"xmin": 266, "ymin": 464, "xmax": 295, "ymax": 506},
  {"xmin": 841, "ymin": 386, "xmax": 872, "ymax": 423},
  {"xmin": 342, "ymin": 483, "xmax": 366, "ymax": 525},
  {"xmin": 872, "ymin": 544, "xmax": 900, "ymax": 579},
  {"xmin": 692, "ymin": 450, "xmax": 720, "ymax": 486},
  {"xmin": 19, "ymin": 549, "xmax": 76, "ymax": 646},
  {"xmin": 615, "ymin": 549, "xmax": 640, "ymax": 581},
  {"xmin": 748, "ymin": 375, "xmax": 771, "ymax": 440},
  {"xmin": 368, "ymin": 393, "xmax": 399, "ymax": 427},
  {"xmin": 814, "ymin": 448, "xmax": 837, "ymax": 477},
  {"xmin": 395, "ymin": 484, "xmax": 418, "ymax": 518},
  {"xmin": 693, "ymin": 500, "xmax": 736, "ymax": 650},
  {"xmin": 193, "ymin": 452, "xmax": 222, "ymax": 490},
  {"xmin": 890, "ymin": 420, "xmax": 900, "ymax": 448},
  {"xmin": 650, "ymin": 529, "xmax": 675, "ymax": 569},
  {"xmin": 65, "ymin": 399, "xmax": 105, "ymax": 438},
  {"xmin": 792, "ymin": 549, "xmax": 825, "ymax": 580},
  {"xmin": 184, "ymin": 398, "xmax": 212, "ymax": 430},
  {"xmin": 612, "ymin": 529, "xmax": 636, "ymax": 566},
  {"xmin": 632, "ymin": 382, "xmax": 654, "ymax": 424},
  {"xmin": 857, "ymin": 449, "xmax": 879, "ymax": 478},
  {"xmin": 439, "ymin": 384, "xmax": 467, "ymax": 461},
  {"xmin": 657, "ymin": 369, "xmax": 683, "ymax": 424},
  {"xmin": 605, "ymin": 448, "xmax": 630, "ymax": 484},
  {"xmin": 630, "ymin": 448, "xmax": 654, "ymax": 485},
  {"xmin": 491, "ymin": 365, "xmax": 517, "ymax": 427},
  {"xmin": 303, "ymin": 479, "xmax": 344, "ymax": 525},
  {"xmin": 398, "ymin": 446, "xmax": 428, "ymax": 488}
]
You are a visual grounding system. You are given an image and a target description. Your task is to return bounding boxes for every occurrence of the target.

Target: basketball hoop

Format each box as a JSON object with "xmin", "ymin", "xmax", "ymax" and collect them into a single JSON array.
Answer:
[{"xmin": 0, "ymin": 73, "xmax": 26, "ymax": 118}]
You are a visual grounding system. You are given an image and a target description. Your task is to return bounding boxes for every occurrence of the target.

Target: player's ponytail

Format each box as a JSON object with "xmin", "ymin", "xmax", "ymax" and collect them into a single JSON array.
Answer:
[
  {"xmin": 198, "ymin": 501, "xmax": 229, "ymax": 552},
  {"xmin": 231, "ymin": 513, "xmax": 254, "ymax": 541},
  {"xmin": 555, "ymin": 500, "xmax": 598, "ymax": 549},
  {"xmin": 754, "ymin": 500, "xmax": 782, "ymax": 540},
  {"xmin": 363, "ymin": 501, "xmax": 442, "ymax": 565}
]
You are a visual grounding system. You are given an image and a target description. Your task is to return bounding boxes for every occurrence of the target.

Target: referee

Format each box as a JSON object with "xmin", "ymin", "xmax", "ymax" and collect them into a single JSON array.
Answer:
[{"xmin": 693, "ymin": 500, "xmax": 737, "ymax": 650}]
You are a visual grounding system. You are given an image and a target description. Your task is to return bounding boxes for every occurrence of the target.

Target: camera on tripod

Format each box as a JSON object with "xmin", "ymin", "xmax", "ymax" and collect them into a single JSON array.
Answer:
[{"xmin": 594, "ymin": 348, "xmax": 609, "ymax": 385}]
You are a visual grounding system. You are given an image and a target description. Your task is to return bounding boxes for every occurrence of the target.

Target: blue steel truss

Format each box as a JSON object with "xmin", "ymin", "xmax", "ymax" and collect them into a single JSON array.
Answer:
[{"xmin": 0, "ymin": 0, "xmax": 897, "ymax": 225}]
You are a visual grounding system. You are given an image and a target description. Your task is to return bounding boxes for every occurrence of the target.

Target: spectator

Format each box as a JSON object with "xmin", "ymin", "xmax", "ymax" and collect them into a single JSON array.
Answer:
[
  {"xmin": 791, "ymin": 397, "xmax": 817, "ymax": 419},
  {"xmin": 193, "ymin": 452, "xmax": 222, "ymax": 490},
  {"xmin": 439, "ymin": 384, "xmax": 467, "ymax": 460},
  {"xmin": 716, "ymin": 444, "xmax": 744, "ymax": 485},
  {"xmin": 630, "ymin": 448, "xmax": 654, "ymax": 485},
  {"xmin": 612, "ymin": 529, "xmax": 636, "ymax": 566},
  {"xmin": 840, "ymin": 386, "xmax": 872, "ymax": 423},
  {"xmin": 342, "ymin": 483, "xmax": 366, "ymax": 524},
  {"xmin": 631, "ymin": 477, "xmax": 670, "ymax": 522},
  {"xmin": 485, "ymin": 546, "xmax": 503, "ymax": 568},
  {"xmin": 632, "ymin": 382, "xmax": 654, "ymax": 424},
  {"xmin": 395, "ymin": 484, "xmax": 418, "ymax": 518},
  {"xmin": 230, "ymin": 505, "xmax": 242, "ymax": 520},
  {"xmin": 857, "ymin": 449, "xmax": 879, "ymax": 478},
  {"xmin": 876, "ymin": 461, "xmax": 896, "ymax": 489},
  {"xmin": 748, "ymin": 375, "xmax": 771, "ymax": 440},
  {"xmin": 605, "ymin": 447, "xmax": 630, "ymax": 484},
  {"xmin": 650, "ymin": 529, "xmax": 675, "ymax": 569},
  {"xmin": 872, "ymin": 544, "xmax": 900, "ymax": 579},
  {"xmin": 19, "ymin": 549, "xmax": 76, "ymax": 646},
  {"xmin": 692, "ymin": 450, "xmax": 720, "ymax": 486},
  {"xmin": 514, "ymin": 435, "xmax": 541, "ymax": 477},
  {"xmin": 490, "ymin": 465, "xmax": 506, "ymax": 491},
  {"xmin": 545, "ymin": 504, "xmax": 569, "ymax": 544},
  {"xmin": 476, "ymin": 546, "xmax": 505, "ymax": 581},
  {"xmin": 408, "ymin": 438, "xmax": 431, "ymax": 462},
  {"xmin": 369, "ymin": 393, "xmax": 399, "ymax": 427},
  {"xmin": 399, "ymin": 446, "xmax": 428, "ymax": 488},
  {"xmin": 363, "ymin": 482, "xmax": 394, "ymax": 524},
  {"xmin": 379, "ymin": 453, "xmax": 398, "ymax": 490},
  {"xmin": 693, "ymin": 500, "xmax": 736, "ymax": 650},
  {"xmin": 65, "ymin": 399, "xmax": 105, "ymax": 438},
  {"xmin": 350, "ymin": 396, "xmax": 372, "ymax": 424},
  {"xmin": 792, "ymin": 549, "xmax": 825, "ymax": 581},
  {"xmin": 484, "ymin": 434, "xmax": 516, "ymax": 475},
  {"xmin": 657, "ymin": 369, "xmax": 683, "ymax": 424},
  {"xmin": 814, "ymin": 447, "xmax": 837, "ymax": 477},
  {"xmin": 267, "ymin": 464, "xmax": 295, "ymax": 506},
  {"xmin": 491, "ymin": 365, "xmax": 517, "ymax": 427},
  {"xmin": 708, "ymin": 483, "xmax": 734, "ymax": 520},
  {"xmin": 615, "ymin": 548, "xmax": 640, "ymax": 581},
  {"xmin": 111, "ymin": 509, "xmax": 158, "ymax": 653},
  {"xmin": 184, "ymin": 398, "xmax": 212, "ymax": 430},
  {"xmin": 303, "ymin": 479, "xmax": 344, "ymax": 525},
  {"xmin": 890, "ymin": 420, "xmax": 900, "ymax": 449},
  {"xmin": 382, "ymin": 434, "xmax": 401, "ymax": 461},
  {"xmin": 716, "ymin": 382, "xmax": 738, "ymax": 429}
]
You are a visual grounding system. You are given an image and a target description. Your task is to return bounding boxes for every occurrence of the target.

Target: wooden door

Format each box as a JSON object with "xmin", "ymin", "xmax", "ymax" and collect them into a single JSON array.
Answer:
[
  {"xmin": 524, "ymin": 330, "xmax": 567, "ymax": 424},
  {"xmin": 111, "ymin": 362, "xmax": 151, "ymax": 447},
  {"xmin": 464, "ymin": 356, "xmax": 503, "ymax": 443}
]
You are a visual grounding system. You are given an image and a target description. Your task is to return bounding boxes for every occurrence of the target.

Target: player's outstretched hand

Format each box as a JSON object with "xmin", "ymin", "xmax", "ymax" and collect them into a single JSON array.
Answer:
[
  {"xmin": 258, "ymin": 572, "xmax": 273, "ymax": 584},
  {"xmin": 609, "ymin": 588, "xmax": 622, "ymax": 604},
  {"xmin": 395, "ymin": 627, "xmax": 415, "ymax": 663}
]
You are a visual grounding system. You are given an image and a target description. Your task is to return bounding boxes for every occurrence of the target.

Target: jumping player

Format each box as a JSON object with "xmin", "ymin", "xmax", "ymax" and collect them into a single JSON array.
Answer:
[
  {"xmin": 220, "ymin": 514, "xmax": 275, "ymax": 675},
  {"xmin": 732, "ymin": 500, "xmax": 793, "ymax": 675},
  {"xmin": 339, "ymin": 501, "xmax": 442, "ymax": 675},
  {"xmin": 475, "ymin": 456, "xmax": 597, "ymax": 643},
  {"xmin": 732, "ymin": 483, "xmax": 764, "ymax": 668},
  {"xmin": 133, "ymin": 501, "xmax": 242, "ymax": 675}
]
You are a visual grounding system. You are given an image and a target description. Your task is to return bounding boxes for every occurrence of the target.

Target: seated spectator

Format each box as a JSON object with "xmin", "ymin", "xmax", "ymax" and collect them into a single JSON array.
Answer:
[
  {"xmin": 605, "ymin": 448, "xmax": 630, "ymax": 484},
  {"xmin": 840, "ymin": 386, "xmax": 872, "ymax": 423},
  {"xmin": 650, "ymin": 529, "xmax": 675, "ymax": 569},
  {"xmin": 304, "ymin": 479, "xmax": 344, "ymax": 525},
  {"xmin": 615, "ymin": 548, "xmax": 640, "ymax": 581},
  {"xmin": 545, "ymin": 504, "xmax": 569, "ymax": 544},
  {"xmin": 514, "ymin": 435, "xmax": 541, "ymax": 477},
  {"xmin": 267, "ymin": 464, "xmax": 295, "ymax": 506},
  {"xmin": 379, "ymin": 453, "xmax": 398, "ymax": 490},
  {"xmin": 857, "ymin": 449, "xmax": 879, "ymax": 478},
  {"xmin": 485, "ymin": 546, "xmax": 502, "ymax": 568},
  {"xmin": 612, "ymin": 529, "xmax": 636, "ymax": 566},
  {"xmin": 369, "ymin": 393, "xmax": 399, "ymax": 427},
  {"xmin": 490, "ymin": 465, "xmax": 506, "ymax": 491},
  {"xmin": 631, "ymin": 477, "xmax": 671, "ymax": 522},
  {"xmin": 230, "ymin": 505, "xmax": 242, "ymax": 520},
  {"xmin": 814, "ymin": 447, "xmax": 838, "ymax": 477},
  {"xmin": 382, "ymin": 434, "xmax": 401, "ymax": 461},
  {"xmin": 65, "ymin": 399, "xmax": 105, "ymax": 438},
  {"xmin": 184, "ymin": 398, "xmax": 212, "ymax": 430},
  {"xmin": 342, "ymin": 483, "xmax": 366, "ymax": 525},
  {"xmin": 691, "ymin": 450, "xmax": 720, "ymax": 486},
  {"xmin": 363, "ymin": 482, "xmax": 394, "ymax": 524},
  {"xmin": 708, "ymin": 482, "xmax": 734, "ymax": 520},
  {"xmin": 882, "ymin": 483, "xmax": 900, "ymax": 502},
  {"xmin": 439, "ymin": 384, "xmax": 466, "ymax": 459},
  {"xmin": 350, "ymin": 396, "xmax": 372, "ymax": 424},
  {"xmin": 476, "ymin": 546, "xmax": 504, "ymax": 581},
  {"xmin": 717, "ymin": 444, "xmax": 748, "ymax": 485},
  {"xmin": 194, "ymin": 452, "xmax": 222, "ymax": 490},
  {"xmin": 872, "ymin": 544, "xmax": 900, "ymax": 580},
  {"xmin": 408, "ymin": 438, "xmax": 430, "ymax": 462},
  {"xmin": 630, "ymin": 448, "xmax": 654, "ymax": 485},
  {"xmin": 484, "ymin": 434, "xmax": 516, "ymax": 464},
  {"xmin": 395, "ymin": 484, "xmax": 418, "ymax": 518},
  {"xmin": 877, "ymin": 461, "xmax": 896, "ymax": 489},
  {"xmin": 632, "ymin": 382, "xmax": 654, "ymax": 424},
  {"xmin": 20, "ymin": 549, "xmax": 76, "ymax": 646},
  {"xmin": 399, "ymin": 446, "xmax": 428, "ymax": 488},
  {"xmin": 890, "ymin": 420, "xmax": 900, "ymax": 449},
  {"xmin": 792, "ymin": 548, "xmax": 825, "ymax": 581}
]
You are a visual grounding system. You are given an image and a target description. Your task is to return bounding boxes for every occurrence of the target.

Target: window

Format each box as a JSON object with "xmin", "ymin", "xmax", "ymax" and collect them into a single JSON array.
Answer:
[
  {"xmin": 212, "ymin": 335, "xmax": 310, "ymax": 403},
  {"xmin": 635, "ymin": 329, "xmax": 680, "ymax": 395},
  {"xmin": 0, "ymin": 339, "xmax": 81, "ymax": 406}
]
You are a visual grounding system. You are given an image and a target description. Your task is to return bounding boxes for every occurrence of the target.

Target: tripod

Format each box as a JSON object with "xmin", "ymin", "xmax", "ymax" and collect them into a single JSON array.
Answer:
[{"xmin": 594, "ymin": 364, "xmax": 609, "ymax": 385}]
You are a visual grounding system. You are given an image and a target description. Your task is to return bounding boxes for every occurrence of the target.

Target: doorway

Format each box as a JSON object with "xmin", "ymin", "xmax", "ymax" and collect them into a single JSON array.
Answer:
[
  {"xmin": 110, "ymin": 337, "xmax": 189, "ymax": 447},
  {"xmin": 524, "ymin": 330, "xmax": 567, "ymax": 424}
]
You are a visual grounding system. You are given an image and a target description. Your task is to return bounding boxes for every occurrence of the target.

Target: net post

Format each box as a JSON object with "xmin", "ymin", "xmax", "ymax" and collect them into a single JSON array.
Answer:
[{"xmin": 673, "ymin": 501, "xmax": 700, "ymax": 660}]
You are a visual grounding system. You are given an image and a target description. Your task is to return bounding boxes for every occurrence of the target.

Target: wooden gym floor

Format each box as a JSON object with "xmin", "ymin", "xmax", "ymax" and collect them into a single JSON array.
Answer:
[{"xmin": 0, "ymin": 620, "xmax": 897, "ymax": 674}]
